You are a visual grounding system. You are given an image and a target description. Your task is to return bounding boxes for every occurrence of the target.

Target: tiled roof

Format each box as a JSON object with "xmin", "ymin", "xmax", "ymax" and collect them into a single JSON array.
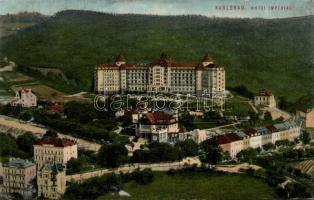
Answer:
[
  {"xmin": 256, "ymin": 89, "xmax": 273, "ymax": 97},
  {"xmin": 214, "ymin": 134, "xmax": 230, "ymax": 145},
  {"xmin": 266, "ymin": 125, "xmax": 278, "ymax": 133},
  {"xmin": 36, "ymin": 137, "xmax": 77, "ymax": 147},
  {"xmin": 213, "ymin": 132, "xmax": 241, "ymax": 145},
  {"xmin": 244, "ymin": 128, "xmax": 258, "ymax": 137},
  {"xmin": 225, "ymin": 132, "xmax": 242, "ymax": 142},
  {"xmin": 144, "ymin": 111, "xmax": 176, "ymax": 125},
  {"xmin": 96, "ymin": 54, "xmax": 222, "ymax": 70}
]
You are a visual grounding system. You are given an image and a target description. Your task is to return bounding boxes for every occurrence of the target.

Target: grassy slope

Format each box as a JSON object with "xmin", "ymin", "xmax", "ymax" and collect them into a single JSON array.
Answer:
[
  {"xmin": 98, "ymin": 173, "xmax": 276, "ymax": 200},
  {"xmin": 1, "ymin": 10, "xmax": 313, "ymax": 100}
]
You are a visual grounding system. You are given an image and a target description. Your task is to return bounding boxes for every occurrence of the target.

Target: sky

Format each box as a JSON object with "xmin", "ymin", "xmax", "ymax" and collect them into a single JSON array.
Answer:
[{"xmin": 0, "ymin": 0, "xmax": 313, "ymax": 18}]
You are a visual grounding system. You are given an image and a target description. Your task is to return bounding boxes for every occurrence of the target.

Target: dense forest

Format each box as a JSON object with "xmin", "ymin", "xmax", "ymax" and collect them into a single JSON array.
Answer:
[{"xmin": 0, "ymin": 10, "xmax": 313, "ymax": 101}]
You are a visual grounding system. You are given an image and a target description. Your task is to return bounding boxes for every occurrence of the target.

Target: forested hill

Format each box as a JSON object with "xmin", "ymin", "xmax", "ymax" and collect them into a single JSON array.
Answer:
[
  {"xmin": 0, "ymin": 12, "xmax": 48, "ymax": 23},
  {"xmin": 1, "ymin": 10, "xmax": 313, "ymax": 101}
]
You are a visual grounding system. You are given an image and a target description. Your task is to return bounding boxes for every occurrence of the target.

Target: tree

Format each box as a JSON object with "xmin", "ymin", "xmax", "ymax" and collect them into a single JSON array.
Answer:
[
  {"xmin": 175, "ymin": 139, "xmax": 199, "ymax": 158},
  {"xmin": 148, "ymin": 142, "xmax": 180, "ymax": 162},
  {"xmin": 281, "ymin": 182, "xmax": 310, "ymax": 199},
  {"xmin": 231, "ymin": 85, "xmax": 254, "ymax": 99},
  {"xmin": 67, "ymin": 158, "xmax": 83, "ymax": 174},
  {"xmin": 0, "ymin": 133, "xmax": 21, "ymax": 157},
  {"xmin": 130, "ymin": 143, "xmax": 180, "ymax": 163},
  {"xmin": 262, "ymin": 143, "xmax": 275, "ymax": 151},
  {"xmin": 200, "ymin": 139, "xmax": 222, "ymax": 165},
  {"xmin": 16, "ymin": 132, "xmax": 38, "ymax": 156},
  {"xmin": 236, "ymin": 148, "xmax": 258, "ymax": 163},
  {"xmin": 300, "ymin": 131, "xmax": 310, "ymax": 145},
  {"xmin": 275, "ymin": 139, "xmax": 290, "ymax": 147},
  {"xmin": 265, "ymin": 169, "xmax": 285, "ymax": 187},
  {"xmin": 132, "ymin": 169, "xmax": 154, "ymax": 185},
  {"xmin": 264, "ymin": 111, "xmax": 272, "ymax": 121},
  {"xmin": 278, "ymin": 96, "xmax": 290, "ymax": 110},
  {"xmin": 130, "ymin": 149, "xmax": 150, "ymax": 163},
  {"xmin": 43, "ymin": 129, "xmax": 58, "ymax": 138},
  {"xmin": 180, "ymin": 112, "xmax": 196, "ymax": 131},
  {"xmin": 98, "ymin": 144, "xmax": 128, "ymax": 168}
]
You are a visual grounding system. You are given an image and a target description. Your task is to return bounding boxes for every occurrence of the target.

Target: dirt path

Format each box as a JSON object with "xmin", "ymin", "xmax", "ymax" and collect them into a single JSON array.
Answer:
[{"xmin": 215, "ymin": 163, "xmax": 261, "ymax": 173}]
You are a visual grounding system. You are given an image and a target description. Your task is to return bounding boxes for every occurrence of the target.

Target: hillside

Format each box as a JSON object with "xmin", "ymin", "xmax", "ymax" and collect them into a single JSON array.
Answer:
[
  {"xmin": 0, "ymin": 12, "xmax": 48, "ymax": 38},
  {"xmin": 0, "ymin": 10, "xmax": 313, "ymax": 101},
  {"xmin": 0, "ymin": 12, "xmax": 48, "ymax": 24}
]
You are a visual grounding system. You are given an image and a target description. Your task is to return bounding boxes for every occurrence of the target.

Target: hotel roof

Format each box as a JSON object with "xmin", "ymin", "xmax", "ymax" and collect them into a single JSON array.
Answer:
[
  {"xmin": 36, "ymin": 137, "xmax": 77, "ymax": 147},
  {"xmin": 96, "ymin": 53, "xmax": 222, "ymax": 70}
]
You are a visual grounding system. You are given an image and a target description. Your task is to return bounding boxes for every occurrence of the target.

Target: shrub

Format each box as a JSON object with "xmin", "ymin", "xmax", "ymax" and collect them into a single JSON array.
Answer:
[{"xmin": 132, "ymin": 169, "xmax": 154, "ymax": 185}]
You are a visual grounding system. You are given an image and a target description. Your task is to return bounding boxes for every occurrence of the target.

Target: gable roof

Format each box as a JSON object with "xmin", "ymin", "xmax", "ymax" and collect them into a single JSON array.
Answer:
[
  {"xmin": 36, "ymin": 137, "xmax": 77, "ymax": 147},
  {"xmin": 143, "ymin": 111, "xmax": 176, "ymax": 125},
  {"xmin": 213, "ymin": 132, "xmax": 242, "ymax": 145},
  {"xmin": 244, "ymin": 128, "xmax": 258, "ymax": 137},
  {"xmin": 256, "ymin": 89, "xmax": 273, "ymax": 97}
]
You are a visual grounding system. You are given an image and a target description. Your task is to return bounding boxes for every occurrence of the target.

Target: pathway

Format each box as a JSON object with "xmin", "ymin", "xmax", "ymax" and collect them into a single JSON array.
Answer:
[{"xmin": 0, "ymin": 115, "xmax": 101, "ymax": 152}]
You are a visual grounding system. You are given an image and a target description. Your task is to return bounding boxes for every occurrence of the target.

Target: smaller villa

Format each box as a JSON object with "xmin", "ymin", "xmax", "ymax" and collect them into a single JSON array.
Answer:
[
  {"xmin": 11, "ymin": 88, "xmax": 37, "ymax": 108},
  {"xmin": 254, "ymin": 89, "xmax": 276, "ymax": 108}
]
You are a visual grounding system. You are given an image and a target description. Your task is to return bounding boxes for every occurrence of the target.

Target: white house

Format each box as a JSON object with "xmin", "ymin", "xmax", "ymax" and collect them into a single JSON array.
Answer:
[
  {"xmin": 139, "ymin": 111, "xmax": 179, "ymax": 142},
  {"xmin": 12, "ymin": 89, "xmax": 37, "ymax": 108}
]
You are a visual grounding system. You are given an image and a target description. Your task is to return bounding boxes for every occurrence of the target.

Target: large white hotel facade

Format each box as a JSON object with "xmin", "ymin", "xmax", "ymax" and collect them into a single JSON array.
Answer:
[{"xmin": 94, "ymin": 53, "xmax": 225, "ymax": 96}]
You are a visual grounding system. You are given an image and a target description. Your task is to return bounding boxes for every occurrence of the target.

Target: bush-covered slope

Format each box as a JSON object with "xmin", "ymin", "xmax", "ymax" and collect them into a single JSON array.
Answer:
[{"xmin": 1, "ymin": 10, "xmax": 313, "ymax": 100}]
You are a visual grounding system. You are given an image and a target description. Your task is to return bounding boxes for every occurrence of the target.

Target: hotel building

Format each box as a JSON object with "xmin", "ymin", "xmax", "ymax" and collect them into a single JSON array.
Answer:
[
  {"xmin": 95, "ymin": 53, "xmax": 225, "ymax": 96},
  {"xmin": 2, "ymin": 158, "xmax": 36, "ymax": 199}
]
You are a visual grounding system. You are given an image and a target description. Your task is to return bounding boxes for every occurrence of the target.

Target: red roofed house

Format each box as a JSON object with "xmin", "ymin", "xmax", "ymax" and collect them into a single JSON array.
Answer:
[
  {"xmin": 12, "ymin": 89, "xmax": 37, "ymax": 108},
  {"xmin": 254, "ymin": 89, "xmax": 276, "ymax": 108},
  {"xmin": 213, "ymin": 133, "xmax": 243, "ymax": 158},
  {"xmin": 34, "ymin": 137, "xmax": 77, "ymax": 168},
  {"xmin": 139, "ymin": 111, "xmax": 179, "ymax": 143}
]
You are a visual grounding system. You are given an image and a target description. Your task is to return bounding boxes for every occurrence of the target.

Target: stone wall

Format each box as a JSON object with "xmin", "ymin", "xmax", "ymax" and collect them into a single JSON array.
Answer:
[{"xmin": 66, "ymin": 158, "xmax": 200, "ymax": 183}]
